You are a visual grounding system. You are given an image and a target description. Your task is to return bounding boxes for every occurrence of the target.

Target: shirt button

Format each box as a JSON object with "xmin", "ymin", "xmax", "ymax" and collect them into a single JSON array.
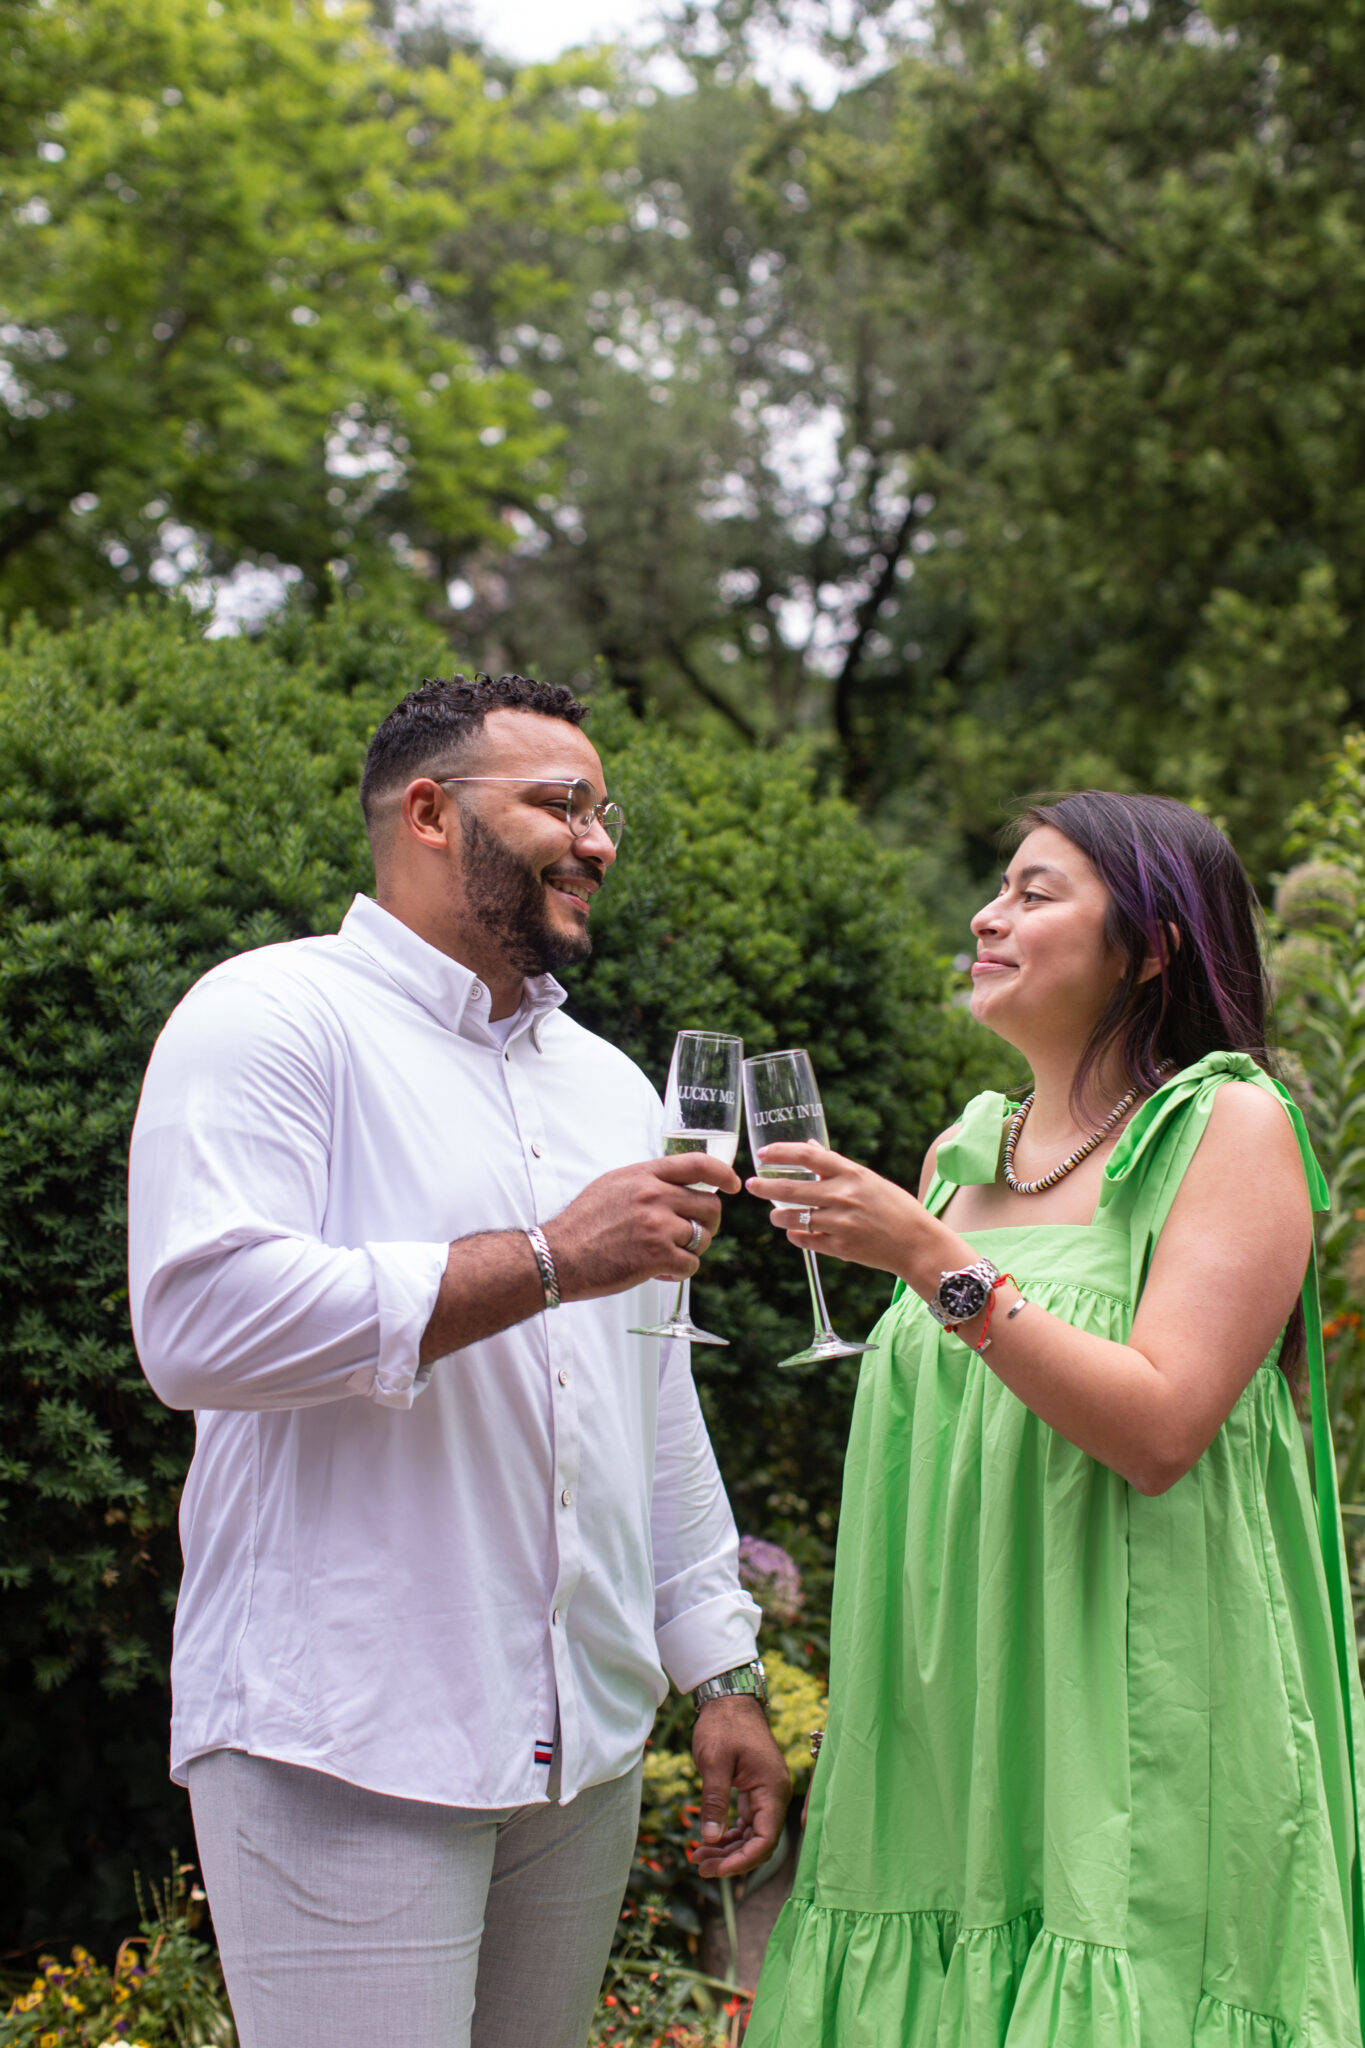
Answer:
[
  {"xmin": 558, "ymin": 1368, "xmax": 570, "ymax": 1386},
  {"xmin": 560, "ymin": 1488, "xmax": 573, "ymax": 1507},
  {"xmin": 473, "ymin": 981, "xmax": 485, "ymax": 1000},
  {"xmin": 552, "ymin": 1607, "xmax": 561, "ymax": 1625},
  {"xmin": 531, "ymin": 1141, "xmax": 543, "ymax": 1158}
]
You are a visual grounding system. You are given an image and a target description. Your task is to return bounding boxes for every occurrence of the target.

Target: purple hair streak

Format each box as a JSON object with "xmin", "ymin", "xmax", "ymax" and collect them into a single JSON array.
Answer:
[
  {"xmin": 1006, "ymin": 791, "xmax": 1273, "ymax": 1108},
  {"xmin": 1004, "ymin": 794, "xmax": 1299, "ymax": 1371}
]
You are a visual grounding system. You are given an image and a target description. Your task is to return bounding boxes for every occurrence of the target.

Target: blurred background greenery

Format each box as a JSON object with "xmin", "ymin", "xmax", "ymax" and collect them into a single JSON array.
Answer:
[{"xmin": 3, "ymin": 0, "xmax": 1365, "ymax": 1984}]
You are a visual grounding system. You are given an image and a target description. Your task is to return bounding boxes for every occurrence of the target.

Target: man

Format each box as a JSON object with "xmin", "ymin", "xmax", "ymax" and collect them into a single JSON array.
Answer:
[{"xmin": 128, "ymin": 674, "xmax": 789, "ymax": 2048}]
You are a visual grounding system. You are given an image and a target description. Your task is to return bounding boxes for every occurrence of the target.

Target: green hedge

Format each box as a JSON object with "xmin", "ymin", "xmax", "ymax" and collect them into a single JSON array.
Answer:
[{"xmin": 0, "ymin": 600, "xmax": 1006, "ymax": 1944}]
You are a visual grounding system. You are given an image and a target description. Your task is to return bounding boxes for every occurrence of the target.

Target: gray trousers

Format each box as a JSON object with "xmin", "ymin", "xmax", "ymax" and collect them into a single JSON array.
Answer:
[{"xmin": 187, "ymin": 1748, "xmax": 643, "ymax": 2048}]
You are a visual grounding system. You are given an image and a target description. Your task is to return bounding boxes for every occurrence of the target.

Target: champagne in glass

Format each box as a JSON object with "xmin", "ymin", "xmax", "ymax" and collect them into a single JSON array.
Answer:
[
  {"xmin": 742, "ymin": 1048, "xmax": 878, "ymax": 1370},
  {"xmin": 630, "ymin": 1032, "xmax": 743, "ymax": 1346},
  {"xmin": 664, "ymin": 1130, "xmax": 741, "ymax": 1173}
]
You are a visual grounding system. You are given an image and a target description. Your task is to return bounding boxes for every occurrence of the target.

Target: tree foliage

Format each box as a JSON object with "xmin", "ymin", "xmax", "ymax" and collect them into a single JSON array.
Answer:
[
  {"xmin": 733, "ymin": 0, "xmax": 1365, "ymax": 876},
  {"xmin": 436, "ymin": 52, "xmax": 983, "ymax": 776},
  {"xmin": 9, "ymin": 0, "xmax": 1365, "ymax": 893},
  {"xmin": 0, "ymin": 598, "xmax": 1004, "ymax": 1943},
  {"xmin": 0, "ymin": 0, "xmax": 623, "ymax": 620}
]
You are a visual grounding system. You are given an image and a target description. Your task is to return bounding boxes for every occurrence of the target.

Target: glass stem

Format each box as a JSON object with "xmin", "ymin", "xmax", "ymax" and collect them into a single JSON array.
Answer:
[
  {"xmin": 802, "ymin": 1250, "xmax": 837, "ymax": 1340},
  {"xmin": 671, "ymin": 1275, "xmax": 690, "ymax": 1323}
]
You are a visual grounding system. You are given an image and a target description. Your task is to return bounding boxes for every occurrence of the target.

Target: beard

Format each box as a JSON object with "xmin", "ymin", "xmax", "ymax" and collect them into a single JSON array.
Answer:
[{"xmin": 458, "ymin": 807, "xmax": 597, "ymax": 977}]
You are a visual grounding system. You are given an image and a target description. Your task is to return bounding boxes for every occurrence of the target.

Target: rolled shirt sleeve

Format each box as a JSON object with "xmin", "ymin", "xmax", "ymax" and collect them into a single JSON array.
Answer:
[
  {"xmin": 650, "ymin": 1331, "xmax": 762, "ymax": 1693},
  {"xmin": 129, "ymin": 963, "xmax": 448, "ymax": 1413}
]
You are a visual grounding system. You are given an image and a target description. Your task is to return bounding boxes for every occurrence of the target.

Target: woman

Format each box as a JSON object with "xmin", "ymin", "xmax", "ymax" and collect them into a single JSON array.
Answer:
[{"xmin": 744, "ymin": 793, "xmax": 1365, "ymax": 2047}]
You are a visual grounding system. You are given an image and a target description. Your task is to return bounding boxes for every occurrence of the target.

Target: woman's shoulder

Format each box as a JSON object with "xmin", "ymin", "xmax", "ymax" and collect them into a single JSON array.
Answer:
[
  {"xmin": 1196, "ymin": 1073, "xmax": 1302, "ymax": 1164},
  {"xmin": 918, "ymin": 1121, "xmax": 962, "ymax": 1199},
  {"xmin": 1125, "ymin": 1067, "xmax": 1306, "ymax": 1221},
  {"xmin": 1156, "ymin": 1057, "xmax": 1299, "ymax": 1149}
]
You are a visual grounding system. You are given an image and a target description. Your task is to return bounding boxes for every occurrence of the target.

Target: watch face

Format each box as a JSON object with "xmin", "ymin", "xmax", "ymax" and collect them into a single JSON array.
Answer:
[{"xmin": 939, "ymin": 1270, "xmax": 990, "ymax": 1320}]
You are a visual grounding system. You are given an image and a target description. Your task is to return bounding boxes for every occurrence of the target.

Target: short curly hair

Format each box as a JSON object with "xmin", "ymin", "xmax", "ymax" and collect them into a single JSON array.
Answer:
[{"xmin": 360, "ymin": 673, "xmax": 589, "ymax": 824}]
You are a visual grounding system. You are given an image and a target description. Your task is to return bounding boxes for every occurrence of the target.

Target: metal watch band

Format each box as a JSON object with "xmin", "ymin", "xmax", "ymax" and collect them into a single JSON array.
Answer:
[
  {"xmin": 691, "ymin": 1658, "xmax": 768, "ymax": 1712},
  {"xmin": 925, "ymin": 1256, "xmax": 1001, "ymax": 1330},
  {"xmin": 525, "ymin": 1225, "xmax": 560, "ymax": 1311}
]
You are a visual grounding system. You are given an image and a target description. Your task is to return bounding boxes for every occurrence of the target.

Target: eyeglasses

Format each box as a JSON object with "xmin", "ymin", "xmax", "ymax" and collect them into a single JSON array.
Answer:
[{"xmin": 438, "ymin": 776, "xmax": 625, "ymax": 847}]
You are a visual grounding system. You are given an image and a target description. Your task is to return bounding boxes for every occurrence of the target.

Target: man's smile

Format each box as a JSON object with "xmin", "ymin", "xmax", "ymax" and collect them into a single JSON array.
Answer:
[{"xmin": 545, "ymin": 869, "xmax": 600, "ymax": 913}]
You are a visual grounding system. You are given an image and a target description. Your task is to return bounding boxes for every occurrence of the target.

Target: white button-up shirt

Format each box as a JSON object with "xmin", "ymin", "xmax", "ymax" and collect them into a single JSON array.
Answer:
[{"xmin": 128, "ymin": 895, "xmax": 759, "ymax": 1808}]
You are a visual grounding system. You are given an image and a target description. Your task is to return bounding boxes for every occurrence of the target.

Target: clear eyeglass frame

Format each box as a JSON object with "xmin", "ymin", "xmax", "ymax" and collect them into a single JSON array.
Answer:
[{"xmin": 438, "ymin": 776, "xmax": 625, "ymax": 847}]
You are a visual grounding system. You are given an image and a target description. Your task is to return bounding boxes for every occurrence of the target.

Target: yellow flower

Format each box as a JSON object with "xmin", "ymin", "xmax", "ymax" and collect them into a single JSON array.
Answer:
[
  {"xmin": 40, "ymin": 2033, "xmax": 60, "ymax": 2046},
  {"xmin": 764, "ymin": 1649, "xmax": 828, "ymax": 1781},
  {"xmin": 640, "ymin": 1747, "xmax": 699, "ymax": 1809},
  {"xmin": 13, "ymin": 1991, "xmax": 43, "ymax": 2012}
]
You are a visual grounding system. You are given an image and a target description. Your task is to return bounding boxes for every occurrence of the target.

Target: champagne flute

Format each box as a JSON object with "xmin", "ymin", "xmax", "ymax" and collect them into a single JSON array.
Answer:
[
  {"xmin": 742, "ymin": 1048, "xmax": 878, "ymax": 1370},
  {"xmin": 630, "ymin": 1031, "xmax": 743, "ymax": 1346}
]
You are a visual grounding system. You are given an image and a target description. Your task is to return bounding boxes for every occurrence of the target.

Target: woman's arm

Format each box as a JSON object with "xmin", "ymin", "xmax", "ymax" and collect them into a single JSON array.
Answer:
[{"xmin": 750, "ymin": 1083, "xmax": 1310, "ymax": 1496}]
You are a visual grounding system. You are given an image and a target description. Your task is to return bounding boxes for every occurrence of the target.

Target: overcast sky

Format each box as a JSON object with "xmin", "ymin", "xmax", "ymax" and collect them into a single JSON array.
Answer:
[
  {"xmin": 461, "ymin": 0, "xmax": 866, "ymax": 101},
  {"xmin": 472, "ymin": 0, "xmax": 663, "ymax": 62}
]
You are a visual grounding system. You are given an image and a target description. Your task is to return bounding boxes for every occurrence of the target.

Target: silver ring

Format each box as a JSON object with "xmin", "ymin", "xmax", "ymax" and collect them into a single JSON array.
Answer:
[
  {"xmin": 798, "ymin": 1208, "xmax": 814, "ymax": 1231},
  {"xmin": 686, "ymin": 1218, "xmax": 704, "ymax": 1253}
]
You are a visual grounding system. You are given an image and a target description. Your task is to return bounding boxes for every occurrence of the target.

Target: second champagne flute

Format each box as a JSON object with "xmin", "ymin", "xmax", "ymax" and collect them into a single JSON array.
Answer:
[
  {"xmin": 742, "ymin": 1048, "xmax": 878, "ymax": 1370},
  {"xmin": 629, "ymin": 1030, "xmax": 743, "ymax": 1346}
]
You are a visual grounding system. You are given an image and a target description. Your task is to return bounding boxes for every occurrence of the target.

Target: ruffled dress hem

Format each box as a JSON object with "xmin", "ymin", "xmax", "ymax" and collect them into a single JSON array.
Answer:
[
  {"xmin": 747, "ymin": 1897, "xmax": 1149, "ymax": 2046},
  {"xmin": 749, "ymin": 1897, "xmax": 1302, "ymax": 2045}
]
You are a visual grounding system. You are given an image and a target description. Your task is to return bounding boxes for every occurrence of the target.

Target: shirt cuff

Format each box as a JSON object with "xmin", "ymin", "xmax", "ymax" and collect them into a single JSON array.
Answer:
[
  {"xmin": 363, "ymin": 1241, "xmax": 450, "ymax": 1410},
  {"xmin": 655, "ymin": 1590, "xmax": 762, "ymax": 1696}
]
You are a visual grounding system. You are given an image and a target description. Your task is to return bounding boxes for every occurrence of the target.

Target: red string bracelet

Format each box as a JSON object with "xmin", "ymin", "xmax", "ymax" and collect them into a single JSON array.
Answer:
[{"xmin": 968, "ymin": 1272, "xmax": 1016, "ymax": 1355}]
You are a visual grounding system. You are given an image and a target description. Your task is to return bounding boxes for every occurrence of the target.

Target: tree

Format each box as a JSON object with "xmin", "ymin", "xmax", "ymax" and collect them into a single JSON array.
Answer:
[
  {"xmin": 0, "ymin": 0, "xmax": 623, "ymax": 621},
  {"xmin": 416, "ymin": 33, "xmax": 986, "ymax": 786},
  {"xmin": 750, "ymin": 0, "xmax": 1365, "ymax": 877}
]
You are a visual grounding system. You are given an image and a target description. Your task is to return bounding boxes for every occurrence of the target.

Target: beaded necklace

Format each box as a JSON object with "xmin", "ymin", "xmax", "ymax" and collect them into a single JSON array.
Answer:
[{"xmin": 1001, "ymin": 1068, "xmax": 1167, "ymax": 1196}]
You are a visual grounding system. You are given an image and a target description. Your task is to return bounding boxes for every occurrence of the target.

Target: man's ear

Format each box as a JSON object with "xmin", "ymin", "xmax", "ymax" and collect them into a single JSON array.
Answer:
[
  {"xmin": 1137, "ymin": 921, "xmax": 1180, "ymax": 986},
  {"xmin": 400, "ymin": 777, "xmax": 456, "ymax": 852}
]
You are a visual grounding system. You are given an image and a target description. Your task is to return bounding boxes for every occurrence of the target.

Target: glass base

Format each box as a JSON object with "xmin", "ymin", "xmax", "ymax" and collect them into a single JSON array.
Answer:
[
  {"xmin": 778, "ymin": 1333, "xmax": 878, "ymax": 1370},
  {"xmin": 629, "ymin": 1317, "xmax": 730, "ymax": 1346}
]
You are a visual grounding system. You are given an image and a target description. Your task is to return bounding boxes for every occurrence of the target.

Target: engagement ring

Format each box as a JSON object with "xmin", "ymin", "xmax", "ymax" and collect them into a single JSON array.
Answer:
[
  {"xmin": 686, "ymin": 1218, "xmax": 704, "ymax": 1253},
  {"xmin": 798, "ymin": 1208, "xmax": 814, "ymax": 1231}
]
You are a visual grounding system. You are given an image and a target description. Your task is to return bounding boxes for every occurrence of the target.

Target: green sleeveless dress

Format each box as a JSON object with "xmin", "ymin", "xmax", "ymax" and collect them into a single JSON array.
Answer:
[{"xmin": 747, "ymin": 1054, "xmax": 1365, "ymax": 2047}]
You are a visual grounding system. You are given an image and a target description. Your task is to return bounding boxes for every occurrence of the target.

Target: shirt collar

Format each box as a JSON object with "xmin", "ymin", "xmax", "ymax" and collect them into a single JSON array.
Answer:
[{"xmin": 338, "ymin": 895, "xmax": 567, "ymax": 1048}]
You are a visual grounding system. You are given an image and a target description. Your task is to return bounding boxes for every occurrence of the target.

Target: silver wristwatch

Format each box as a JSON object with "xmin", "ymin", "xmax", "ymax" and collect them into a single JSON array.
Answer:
[
  {"xmin": 691, "ymin": 1658, "xmax": 767, "ymax": 1712},
  {"xmin": 925, "ymin": 1257, "xmax": 1000, "ymax": 1331}
]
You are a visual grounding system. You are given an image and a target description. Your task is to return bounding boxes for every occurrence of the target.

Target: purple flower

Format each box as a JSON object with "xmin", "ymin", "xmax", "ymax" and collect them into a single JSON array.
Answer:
[{"xmin": 738, "ymin": 1536, "xmax": 804, "ymax": 1625}]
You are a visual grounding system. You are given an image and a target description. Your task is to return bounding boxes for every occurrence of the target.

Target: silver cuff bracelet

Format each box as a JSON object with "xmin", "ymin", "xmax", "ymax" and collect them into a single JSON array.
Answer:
[{"xmin": 525, "ymin": 1225, "xmax": 560, "ymax": 1311}]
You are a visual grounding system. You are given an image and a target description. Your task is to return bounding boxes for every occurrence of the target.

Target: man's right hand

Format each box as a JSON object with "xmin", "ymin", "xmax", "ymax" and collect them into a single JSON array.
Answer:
[
  {"xmin": 544, "ymin": 1154, "xmax": 740, "ymax": 1301},
  {"xmin": 418, "ymin": 1154, "xmax": 739, "ymax": 1363}
]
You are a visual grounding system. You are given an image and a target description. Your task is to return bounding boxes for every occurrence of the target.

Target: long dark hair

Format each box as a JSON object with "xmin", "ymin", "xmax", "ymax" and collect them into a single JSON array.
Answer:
[
  {"xmin": 1008, "ymin": 792, "xmax": 1303, "ymax": 1373},
  {"xmin": 1008, "ymin": 791, "xmax": 1273, "ymax": 1107}
]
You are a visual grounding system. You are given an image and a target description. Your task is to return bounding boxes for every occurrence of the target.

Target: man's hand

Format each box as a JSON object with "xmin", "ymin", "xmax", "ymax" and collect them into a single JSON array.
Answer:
[
  {"xmin": 544, "ymin": 1154, "xmax": 740, "ymax": 1301},
  {"xmin": 418, "ymin": 1154, "xmax": 740, "ymax": 1363},
  {"xmin": 691, "ymin": 1696, "xmax": 791, "ymax": 1881}
]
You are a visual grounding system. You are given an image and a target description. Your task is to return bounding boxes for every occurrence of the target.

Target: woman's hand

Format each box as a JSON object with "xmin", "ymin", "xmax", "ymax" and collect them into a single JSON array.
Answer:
[{"xmin": 746, "ymin": 1141, "xmax": 930, "ymax": 1279}]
